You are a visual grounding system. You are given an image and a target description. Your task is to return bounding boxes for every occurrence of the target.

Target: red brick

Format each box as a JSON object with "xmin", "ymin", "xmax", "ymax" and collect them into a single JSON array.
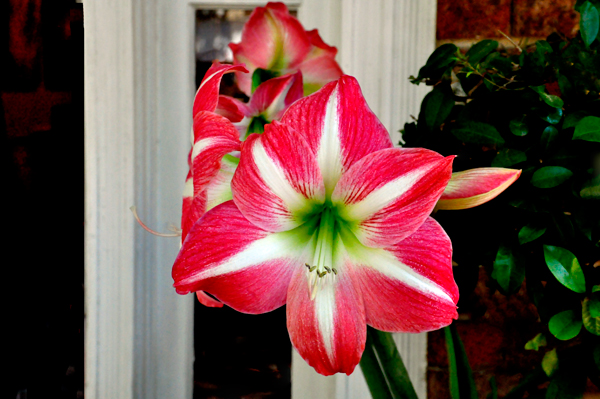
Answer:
[
  {"xmin": 437, "ymin": 0, "xmax": 512, "ymax": 39},
  {"xmin": 512, "ymin": 0, "xmax": 580, "ymax": 37}
]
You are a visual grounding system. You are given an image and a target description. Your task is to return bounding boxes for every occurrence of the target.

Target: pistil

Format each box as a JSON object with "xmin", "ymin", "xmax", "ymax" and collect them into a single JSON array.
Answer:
[{"xmin": 305, "ymin": 207, "xmax": 337, "ymax": 299}]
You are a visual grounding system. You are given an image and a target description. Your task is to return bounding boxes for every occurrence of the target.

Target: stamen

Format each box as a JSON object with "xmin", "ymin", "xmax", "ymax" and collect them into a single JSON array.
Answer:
[{"xmin": 130, "ymin": 206, "xmax": 181, "ymax": 237}]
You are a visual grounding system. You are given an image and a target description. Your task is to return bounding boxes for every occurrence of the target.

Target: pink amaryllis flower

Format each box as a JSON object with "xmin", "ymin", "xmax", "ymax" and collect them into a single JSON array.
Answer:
[
  {"xmin": 229, "ymin": 2, "xmax": 343, "ymax": 96},
  {"xmin": 183, "ymin": 62, "xmax": 304, "ymax": 307},
  {"xmin": 173, "ymin": 76, "xmax": 459, "ymax": 375}
]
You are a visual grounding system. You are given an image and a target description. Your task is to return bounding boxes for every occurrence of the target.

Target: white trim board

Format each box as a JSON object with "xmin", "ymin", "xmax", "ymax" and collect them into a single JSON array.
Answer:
[{"xmin": 84, "ymin": 1, "xmax": 436, "ymax": 398}]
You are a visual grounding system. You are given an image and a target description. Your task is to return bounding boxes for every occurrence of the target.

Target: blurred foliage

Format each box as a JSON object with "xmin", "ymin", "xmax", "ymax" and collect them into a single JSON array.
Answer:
[{"xmin": 406, "ymin": 1, "xmax": 600, "ymax": 397}]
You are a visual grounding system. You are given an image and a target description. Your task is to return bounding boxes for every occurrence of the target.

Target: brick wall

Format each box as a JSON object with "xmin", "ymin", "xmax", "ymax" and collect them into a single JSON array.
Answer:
[{"xmin": 2, "ymin": 1, "xmax": 84, "ymax": 398}]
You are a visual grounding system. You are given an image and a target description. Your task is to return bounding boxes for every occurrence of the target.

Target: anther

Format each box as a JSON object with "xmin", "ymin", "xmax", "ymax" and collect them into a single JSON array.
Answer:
[
  {"xmin": 324, "ymin": 266, "xmax": 331, "ymax": 273},
  {"xmin": 309, "ymin": 266, "xmax": 317, "ymax": 272},
  {"xmin": 305, "ymin": 263, "xmax": 311, "ymax": 269},
  {"xmin": 332, "ymin": 267, "xmax": 337, "ymax": 275}
]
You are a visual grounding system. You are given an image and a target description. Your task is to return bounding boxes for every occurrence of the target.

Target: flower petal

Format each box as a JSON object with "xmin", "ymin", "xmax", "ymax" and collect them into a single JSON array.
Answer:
[
  {"xmin": 196, "ymin": 291, "xmax": 224, "ymax": 308},
  {"xmin": 232, "ymin": 121, "xmax": 325, "ymax": 232},
  {"xmin": 296, "ymin": 30, "xmax": 343, "ymax": 95},
  {"xmin": 340, "ymin": 218, "xmax": 458, "ymax": 332},
  {"xmin": 216, "ymin": 95, "xmax": 250, "ymax": 123},
  {"xmin": 173, "ymin": 201, "xmax": 313, "ymax": 314},
  {"xmin": 332, "ymin": 148, "xmax": 454, "ymax": 248},
  {"xmin": 286, "ymin": 245, "xmax": 365, "ymax": 376},
  {"xmin": 181, "ymin": 170, "xmax": 206, "ymax": 242},
  {"xmin": 437, "ymin": 167, "xmax": 521, "ymax": 210},
  {"xmin": 230, "ymin": 3, "xmax": 310, "ymax": 95},
  {"xmin": 248, "ymin": 72, "xmax": 303, "ymax": 121},
  {"xmin": 193, "ymin": 62, "xmax": 248, "ymax": 116},
  {"xmin": 281, "ymin": 76, "xmax": 393, "ymax": 196},
  {"xmin": 191, "ymin": 111, "xmax": 241, "ymax": 194}
]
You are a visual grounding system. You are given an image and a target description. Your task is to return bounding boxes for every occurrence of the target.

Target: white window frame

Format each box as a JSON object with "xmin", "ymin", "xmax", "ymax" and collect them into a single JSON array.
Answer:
[{"xmin": 84, "ymin": 1, "xmax": 436, "ymax": 398}]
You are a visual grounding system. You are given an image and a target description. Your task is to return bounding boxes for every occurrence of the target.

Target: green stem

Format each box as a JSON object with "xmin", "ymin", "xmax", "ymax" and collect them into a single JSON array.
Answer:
[
  {"xmin": 360, "ymin": 332, "xmax": 394, "ymax": 399},
  {"xmin": 360, "ymin": 326, "xmax": 419, "ymax": 399}
]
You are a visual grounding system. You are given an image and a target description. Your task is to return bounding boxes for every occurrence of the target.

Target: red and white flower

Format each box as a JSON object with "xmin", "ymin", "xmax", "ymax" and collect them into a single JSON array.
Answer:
[
  {"xmin": 173, "ymin": 76, "xmax": 459, "ymax": 375},
  {"xmin": 183, "ymin": 62, "xmax": 305, "ymax": 307},
  {"xmin": 229, "ymin": 2, "xmax": 343, "ymax": 96}
]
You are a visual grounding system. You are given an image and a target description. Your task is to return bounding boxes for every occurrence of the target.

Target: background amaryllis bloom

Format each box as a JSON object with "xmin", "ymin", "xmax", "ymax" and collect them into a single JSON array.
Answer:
[
  {"xmin": 173, "ymin": 76, "xmax": 459, "ymax": 376},
  {"xmin": 229, "ymin": 2, "xmax": 343, "ymax": 96}
]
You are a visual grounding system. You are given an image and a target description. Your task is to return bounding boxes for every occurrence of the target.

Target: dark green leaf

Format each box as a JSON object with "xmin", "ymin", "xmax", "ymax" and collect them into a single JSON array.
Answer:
[
  {"xmin": 557, "ymin": 74, "xmax": 572, "ymax": 96},
  {"xmin": 531, "ymin": 85, "xmax": 564, "ymax": 108},
  {"xmin": 524, "ymin": 333, "xmax": 547, "ymax": 351},
  {"xmin": 368, "ymin": 328, "xmax": 419, "ymax": 399},
  {"xmin": 573, "ymin": 115, "xmax": 600, "ymax": 142},
  {"xmin": 492, "ymin": 245, "xmax": 525, "ymax": 294},
  {"xmin": 588, "ymin": 295, "xmax": 600, "ymax": 318},
  {"xmin": 536, "ymin": 40, "xmax": 553, "ymax": 54},
  {"xmin": 543, "ymin": 245, "xmax": 586, "ymax": 293},
  {"xmin": 580, "ymin": 1, "xmax": 600, "ymax": 47},
  {"xmin": 562, "ymin": 111, "xmax": 587, "ymax": 129},
  {"xmin": 593, "ymin": 285, "xmax": 600, "ymax": 293},
  {"xmin": 445, "ymin": 324, "xmax": 478, "ymax": 399},
  {"xmin": 542, "ymin": 348, "xmax": 559, "ymax": 377},
  {"xmin": 491, "ymin": 148, "xmax": 527, "ymax": 167},
  {"xmin": 251, "ymin": 68, "xmax": 278, "ymax": 93},
  {"xmin": 548, "ymin": 310, "xmax": 582, "ymax": 340},
  {"xmin": 531, "ymin": 166, "xmax": 573, "ymax": 188},
  {"xmin": 546, "ymin": 363, "xmax": 587, "ymax": 399},
  {"xmin": 580, "ymin": 176, "xmax": 600, "ymax": 199},
  {"xmin": 451, "ymin": 121, "xmax": 505, "ymax": 145},
  {"xmin": 509, "ymin": 119, "xmax": 529, "ymax": 136},
  {"xmin": 519, "ymin": 223, "xmax": 547, "ymax": 244},
  {"xmin": 360, "ymin": 335, "xmax": 394, "ymax": 399},
  {"xmin": 414, "ymin": 44, "xmax": 458, "ymax": 82},
  {"xmin": 540, "ymin": 126, "xmax": 559, "ymax": 151},
  {"xmin": 466, "ymin": 40, "xmax": 498, "ymax": 65},
  {"xmin": 422, "ymin": 86, "xmax": 455, "ymax": 131}
]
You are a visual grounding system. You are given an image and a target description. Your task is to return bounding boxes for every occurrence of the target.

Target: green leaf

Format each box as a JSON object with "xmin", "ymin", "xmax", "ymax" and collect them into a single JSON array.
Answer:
[
  {"xmin": 543, "ymin": 245, "xmax": 586, "ymax": 293},
  {"xmin": 542, "ymin": 348, "xmax": 559, "ymax": 377},
  {"xmin": 531, "ymin": 166, "xmax": 573, "ymax": 188},
  {"xmin": 540, "ymin": 126, "xmax": 559, "ymax": 151},
  {"xmin": 518, "ymin": 223, "xmax": 547, "ymax": 244},
  {"xmin": 593, "ymin": 285, "xmax": 600, "ymax": 293},
  {"xmin": 557, "ymin": 74, "xmax": 572, "ymax": 96},
  {"xmin": 531, "ymin": 85, "xmax": 564, "ymax": 108},
  {"xmin": 445, "ymin": 324, "xmax": 478, "ymax": 399},
  {"xmin": 548, "ymin": 310, "xmax": 582, "ymax": 340},
  {"xmin": 580, "ymin": 175, "xmax": 600, "ymax": 199},
  {"xmin": 492, "ymin": 245, "xmax": 525, "ymax": 294},
  {"xmin": 422, "ymin": 86, "xmax": 455, "ymax": 131},
  {"xmin": 360, "ymin": 335, "xmax": 394, "ymax": 399},
  {"xmin": 580, "ymin": 1, "xmax": 600, "ymax": 47},
  {"xmin": 573, "ymin": 115, "xmax": 600, "ymax": 142},
  {"xmin": 546, "ymin": 361, "xmax": 587, "ymax": 399},
  {"xmin": 415, "ymin": 44, "xmax": 458, "ymax": 81},
  {"xmin": 491, "ymin": 148, "xmax": 527, "ymax": 167},
  {"xmin": 466, "ymin": 39, "xmax": 498, "ymax": 65},
  {"xmin": 251, "ymin": 68, "xmax": 278, "ymax": 93},
  {"xmin": 509, "ymin": 119, "xmax": 529, "ymax": 136},
  {"xmin": 562, "ymin": 111, "xmax": 587, "ymax": 129},
  {"xmin": 368, "ymin": 328, "xmax": 420, "ymax": 399},
  {"xmin": 525, "ymin": 333, "xmax": 547, "ymax": 351},
  {"xmin": 451, "ymin": 121, "xmax": 505, "ymax": 146},
  {"xmin": 536, "ymin": 40, "xmax": 553, "ymax": 54}
]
